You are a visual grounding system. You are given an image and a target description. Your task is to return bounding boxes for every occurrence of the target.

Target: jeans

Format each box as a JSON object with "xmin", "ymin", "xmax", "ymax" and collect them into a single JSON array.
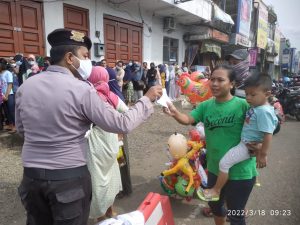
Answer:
[
  {"xmin": 165, "ymin": 81, "xmax": 170, "ymax": 95},
  {"xmin": 207, "ymin": 172, "xmax": 255, "ymax": 225},
  {"xmin": 3, "ymin": 94, "xmax": 15, "ymax": 125}
]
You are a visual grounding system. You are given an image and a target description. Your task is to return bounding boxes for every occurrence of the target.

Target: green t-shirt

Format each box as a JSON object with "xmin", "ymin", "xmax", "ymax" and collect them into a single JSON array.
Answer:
[{"xmin": 190, "ymin": 96, "xmax": 257, "ymax": 180}]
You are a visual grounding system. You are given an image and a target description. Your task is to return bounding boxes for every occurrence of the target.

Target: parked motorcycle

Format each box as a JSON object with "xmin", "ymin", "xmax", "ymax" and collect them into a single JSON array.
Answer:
[
  {"xmin": 276, "ymin": 87, "xmax": 300, "ymax": 121},
  {"xmin": 269, "ymin": 96, "xmax": 285, "ymax": 134}
]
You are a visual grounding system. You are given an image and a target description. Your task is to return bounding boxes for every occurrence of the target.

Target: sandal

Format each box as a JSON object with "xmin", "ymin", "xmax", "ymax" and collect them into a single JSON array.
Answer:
[
  {"xmin": 105, "ymin": 206, "xmax": 117, "ymax": 218},
  {"xmin": 8, "ymin": 129, "xmax": 17, "ymax": 134},
  {"xmin": 197, "ymin": 187, "xmax": 220, "ymax": 202},
  {"xmin": 202, "ymin": 207, "xmax": 213, "ymax": 217},
  {"xmin": 96, "ymin": 215, "xmax": 108, "ymax": 222}
]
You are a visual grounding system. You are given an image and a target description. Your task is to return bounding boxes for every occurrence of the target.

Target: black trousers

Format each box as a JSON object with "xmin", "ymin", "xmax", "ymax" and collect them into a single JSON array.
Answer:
[
  {"xmin": 18, "ymin": 167, "xmax": 92, "ymax": 225},
  {"xmin": 207, "ymin": 172, "xmax": 255, "ymax": 225}
]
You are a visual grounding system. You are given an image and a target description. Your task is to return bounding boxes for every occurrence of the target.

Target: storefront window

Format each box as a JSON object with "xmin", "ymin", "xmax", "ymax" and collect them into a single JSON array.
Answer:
[{"xmin": 163, "ymin": 37, "xmax": 179, "ymax": 64}]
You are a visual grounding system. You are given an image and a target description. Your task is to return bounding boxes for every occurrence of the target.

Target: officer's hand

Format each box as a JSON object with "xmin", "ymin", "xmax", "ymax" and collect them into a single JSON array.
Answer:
[{"xmin": 145, "ymin": 85, "xmax": 162, "ymax": 102}]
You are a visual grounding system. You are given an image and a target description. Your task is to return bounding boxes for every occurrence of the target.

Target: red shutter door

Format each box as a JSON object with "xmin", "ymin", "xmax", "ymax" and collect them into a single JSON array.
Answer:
[
  {"xmin": 0, "ymin": 1, "xmax": 19, "ymax": 57},
  {"xmin": 15, "ymin": 1, "xmax": 45, "ymax": 57},
  {"xmin": 64, "ymin": 4, "xmax": 89, "ymax": 35},
  {"xmin": 104, "ymin": 15, "xmax": 143, "ymax": 66}
]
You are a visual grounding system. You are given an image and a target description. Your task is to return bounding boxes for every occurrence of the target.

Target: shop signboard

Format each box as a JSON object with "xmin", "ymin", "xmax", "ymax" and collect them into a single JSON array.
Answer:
[
  {"xmin": 236, "ymin": 33, "xmax": 250, "ymax": 47},
  {"xmin": 236, "ymin": 0, "xmax": 253, "ymax": 38},
  {"xmin": 289, "ymin": 48, "xmax": 296, "ymax": 73},
  {"xmin": 212, "ymin": 29, "xmax": 229, "ymax": 43},
  {"xmin": 256, "ymin": 1, "xmax": 268, "ymax": 49},
  {"xmin": 249, "ymin": 48, "xmax": 258, "ymax": 67},
  {"xmin": 281, "ymin": 48, "xmax": 290, "ymax": 69},
  {"xmin": 274, "ymin": 27, "xmax": 281, "ymax": 54}
]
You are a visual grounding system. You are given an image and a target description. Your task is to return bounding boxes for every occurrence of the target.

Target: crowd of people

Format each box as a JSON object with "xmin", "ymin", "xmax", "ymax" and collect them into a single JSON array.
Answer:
[
  {"xmin": 0, "ymin": 54, "xmax": 50, "ymax": 132},
  {"xmin": 92, "ymin": 59, "xmax": 188, "ymax": 105},
  {"xmin": 3, "ymin": 27, "xmax": 279, "ymax": 225},
  {"xmin": 0, "ymin": 51, "xmax": 189, "ymax": 135}
]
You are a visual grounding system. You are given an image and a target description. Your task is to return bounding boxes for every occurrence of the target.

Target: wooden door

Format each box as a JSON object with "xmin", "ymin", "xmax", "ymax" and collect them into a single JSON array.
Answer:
[
  {"xmin": 0, "ymin": 0, "xmax": 44, "ymax": 58},
  {"xmin": 130, "ymin": 25, "xmax": 142, "ymax": 63},
  {"xmin": 0, "ymin": 1, "xmax": 19, "ymax": 57},
  {"xmin": 104, "ymin": 16, "xmax": 142, "ymax": 67},
  {"xmin": 104, "ymin": 19, "xmax": 119, "ymax": 67},
  {"xmin": 64, "ymin": 4, "xmax": 89, "ymax": 35},
  {"xmin": 15, "ymin": 1, "xmax": 44, "ymax": 57},
  {"xmin": 118, "ymin": 22, "xmax": 131, "ymax": 63}
]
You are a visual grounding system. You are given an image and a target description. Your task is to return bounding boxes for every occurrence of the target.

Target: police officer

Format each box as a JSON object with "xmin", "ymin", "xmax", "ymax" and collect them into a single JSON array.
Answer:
[{"xmin": 15, "ymin": 28, "xmax": 162, "ymax": 225}]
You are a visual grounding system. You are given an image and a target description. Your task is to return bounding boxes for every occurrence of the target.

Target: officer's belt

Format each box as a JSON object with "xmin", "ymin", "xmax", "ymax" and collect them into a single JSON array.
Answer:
[{"xmin": 24, "ymin": 165, "xmax": 88, "ymax": 181}]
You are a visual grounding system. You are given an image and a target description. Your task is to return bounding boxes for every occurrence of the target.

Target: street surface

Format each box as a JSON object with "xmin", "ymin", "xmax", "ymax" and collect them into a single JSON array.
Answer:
[{"xmin": 0, "ymin": 104, "xmax": 299, "ymax": 225}]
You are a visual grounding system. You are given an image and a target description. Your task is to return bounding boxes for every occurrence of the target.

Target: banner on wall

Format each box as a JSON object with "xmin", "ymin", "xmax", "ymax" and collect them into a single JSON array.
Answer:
[
  {"xmin": 237, "ymin": 0, "xmax": 253, "ymax": 38},
  {"xmin": 256, "ymin": 1, "xmax": 268, "ymax": 49},
  {"xmin": 249, "ymin": 48, "xmax": 258, "ymax": 67}
]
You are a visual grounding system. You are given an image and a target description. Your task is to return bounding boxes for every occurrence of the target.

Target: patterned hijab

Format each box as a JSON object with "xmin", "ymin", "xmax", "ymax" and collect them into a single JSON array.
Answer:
[{"xmin": 232, "ymin": 59, "xmax": 250, "ymax": 88}]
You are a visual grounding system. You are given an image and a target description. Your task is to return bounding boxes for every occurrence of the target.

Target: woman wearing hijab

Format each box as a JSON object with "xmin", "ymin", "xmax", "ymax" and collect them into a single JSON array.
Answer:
[
  {"xmin": 13, "ymin": 54, "xmax": 31, "ymax": 85},
  {"xmin": 86, "ymin": 66, "xmax": 128, "ymax": 222},
  {"xmin": 105, "ymin": 66, "xmax": 125, "ymax": 103}
]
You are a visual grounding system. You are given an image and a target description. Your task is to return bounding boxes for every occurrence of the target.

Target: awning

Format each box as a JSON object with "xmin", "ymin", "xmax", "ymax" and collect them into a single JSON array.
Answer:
[
  {"xmin": 200, "ymin": 41, "xmax": 222, "ymax": 58},
  {"xmin": 213, "ymin": 4, "xmax": 234, "ymax": 25}
]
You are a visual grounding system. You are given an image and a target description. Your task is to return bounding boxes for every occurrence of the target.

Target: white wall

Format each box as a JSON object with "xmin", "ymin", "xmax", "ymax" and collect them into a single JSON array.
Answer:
[
  {"xmin": 43, "ymin": 0, "xmax": 186, "ymax": 64},
  {"xmin": 43, "ymin": 0, "xmax": 96, "ymax": 57},
  {"xmin": 150, "ymin": 16, "xmax": 187, "ymax": 65}
]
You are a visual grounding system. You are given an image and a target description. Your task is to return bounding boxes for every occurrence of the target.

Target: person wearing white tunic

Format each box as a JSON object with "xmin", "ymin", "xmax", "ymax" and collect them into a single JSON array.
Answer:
[
  {"xmin": 87, "ymin": 126, "xmax": 122, "ymax": 220},
  {"xmin": 86, "ymin": 66, "xmax": 128, "ymax": 221},
  {"xmin": 168, "ymin": 64, "xmax": 177, "ymax": 101}
]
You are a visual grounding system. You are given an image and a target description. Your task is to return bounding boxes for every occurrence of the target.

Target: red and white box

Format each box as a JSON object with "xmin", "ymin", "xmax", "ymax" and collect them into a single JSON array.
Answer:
[
  {"xmin": 138, "ymin": 192, "xmax": 175, "ymax": 225},
  {"xmin": 97, "ymin": 192, "xmax": 175, "ymax": 225}
]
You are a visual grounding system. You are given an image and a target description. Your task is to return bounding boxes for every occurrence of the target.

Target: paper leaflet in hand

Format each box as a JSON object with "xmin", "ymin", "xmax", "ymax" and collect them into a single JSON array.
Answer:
[{"xmin": 156, "ymin": 88, "xmax": 172, "ymax": 108}]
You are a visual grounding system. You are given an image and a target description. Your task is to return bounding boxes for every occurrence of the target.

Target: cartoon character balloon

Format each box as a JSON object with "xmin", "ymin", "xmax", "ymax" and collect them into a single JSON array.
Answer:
[
  {"xmin": 177, "ymin": 73, "xmax": 212, "ymax": 104},
  {"xmin": 162, "ymin": 133, "xmax": 204, "ymax": 194}
]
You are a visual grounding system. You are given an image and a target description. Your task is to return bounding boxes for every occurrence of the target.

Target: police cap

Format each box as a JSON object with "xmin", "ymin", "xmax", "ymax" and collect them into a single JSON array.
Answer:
[{"xmin": 47, "ymin": 28, "xmax": 92, "ymax": 50}]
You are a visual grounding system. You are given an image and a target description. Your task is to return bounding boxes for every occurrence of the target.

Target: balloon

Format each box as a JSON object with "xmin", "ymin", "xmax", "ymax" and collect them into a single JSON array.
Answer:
[
  {"xmin": 167, "ymin": 133, "xmax": 188, "ymax": 159},
  {"xmin": 189, "ymin": 71, "xmax": 205, "ymax": 82},
  {"xmin": 163, "ymin": 135, "xmax": 204, "ymax": 194},
  {"xmin": 177, "ymin": 74, "xmax": 212, "ymax": 104}
]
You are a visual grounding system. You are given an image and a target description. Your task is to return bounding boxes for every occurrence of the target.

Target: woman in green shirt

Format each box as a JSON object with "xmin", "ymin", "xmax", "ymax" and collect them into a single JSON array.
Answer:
[{"xmin": 164, "ymin": 65, "xmax": 257, "ymax": 225}]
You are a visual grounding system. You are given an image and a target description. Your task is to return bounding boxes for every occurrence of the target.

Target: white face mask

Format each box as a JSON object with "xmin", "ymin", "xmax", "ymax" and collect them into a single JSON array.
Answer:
[
  {"xmin": 72, "ymin": 55, "xmax": 92, "ymax": 80},
  {"xmin": 28, "ymin": 61, "xmax": 35, "ymax": 66},
  {"xmin": 16, "ymin": 61, "xmax": 22, "ymax": 66}
]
